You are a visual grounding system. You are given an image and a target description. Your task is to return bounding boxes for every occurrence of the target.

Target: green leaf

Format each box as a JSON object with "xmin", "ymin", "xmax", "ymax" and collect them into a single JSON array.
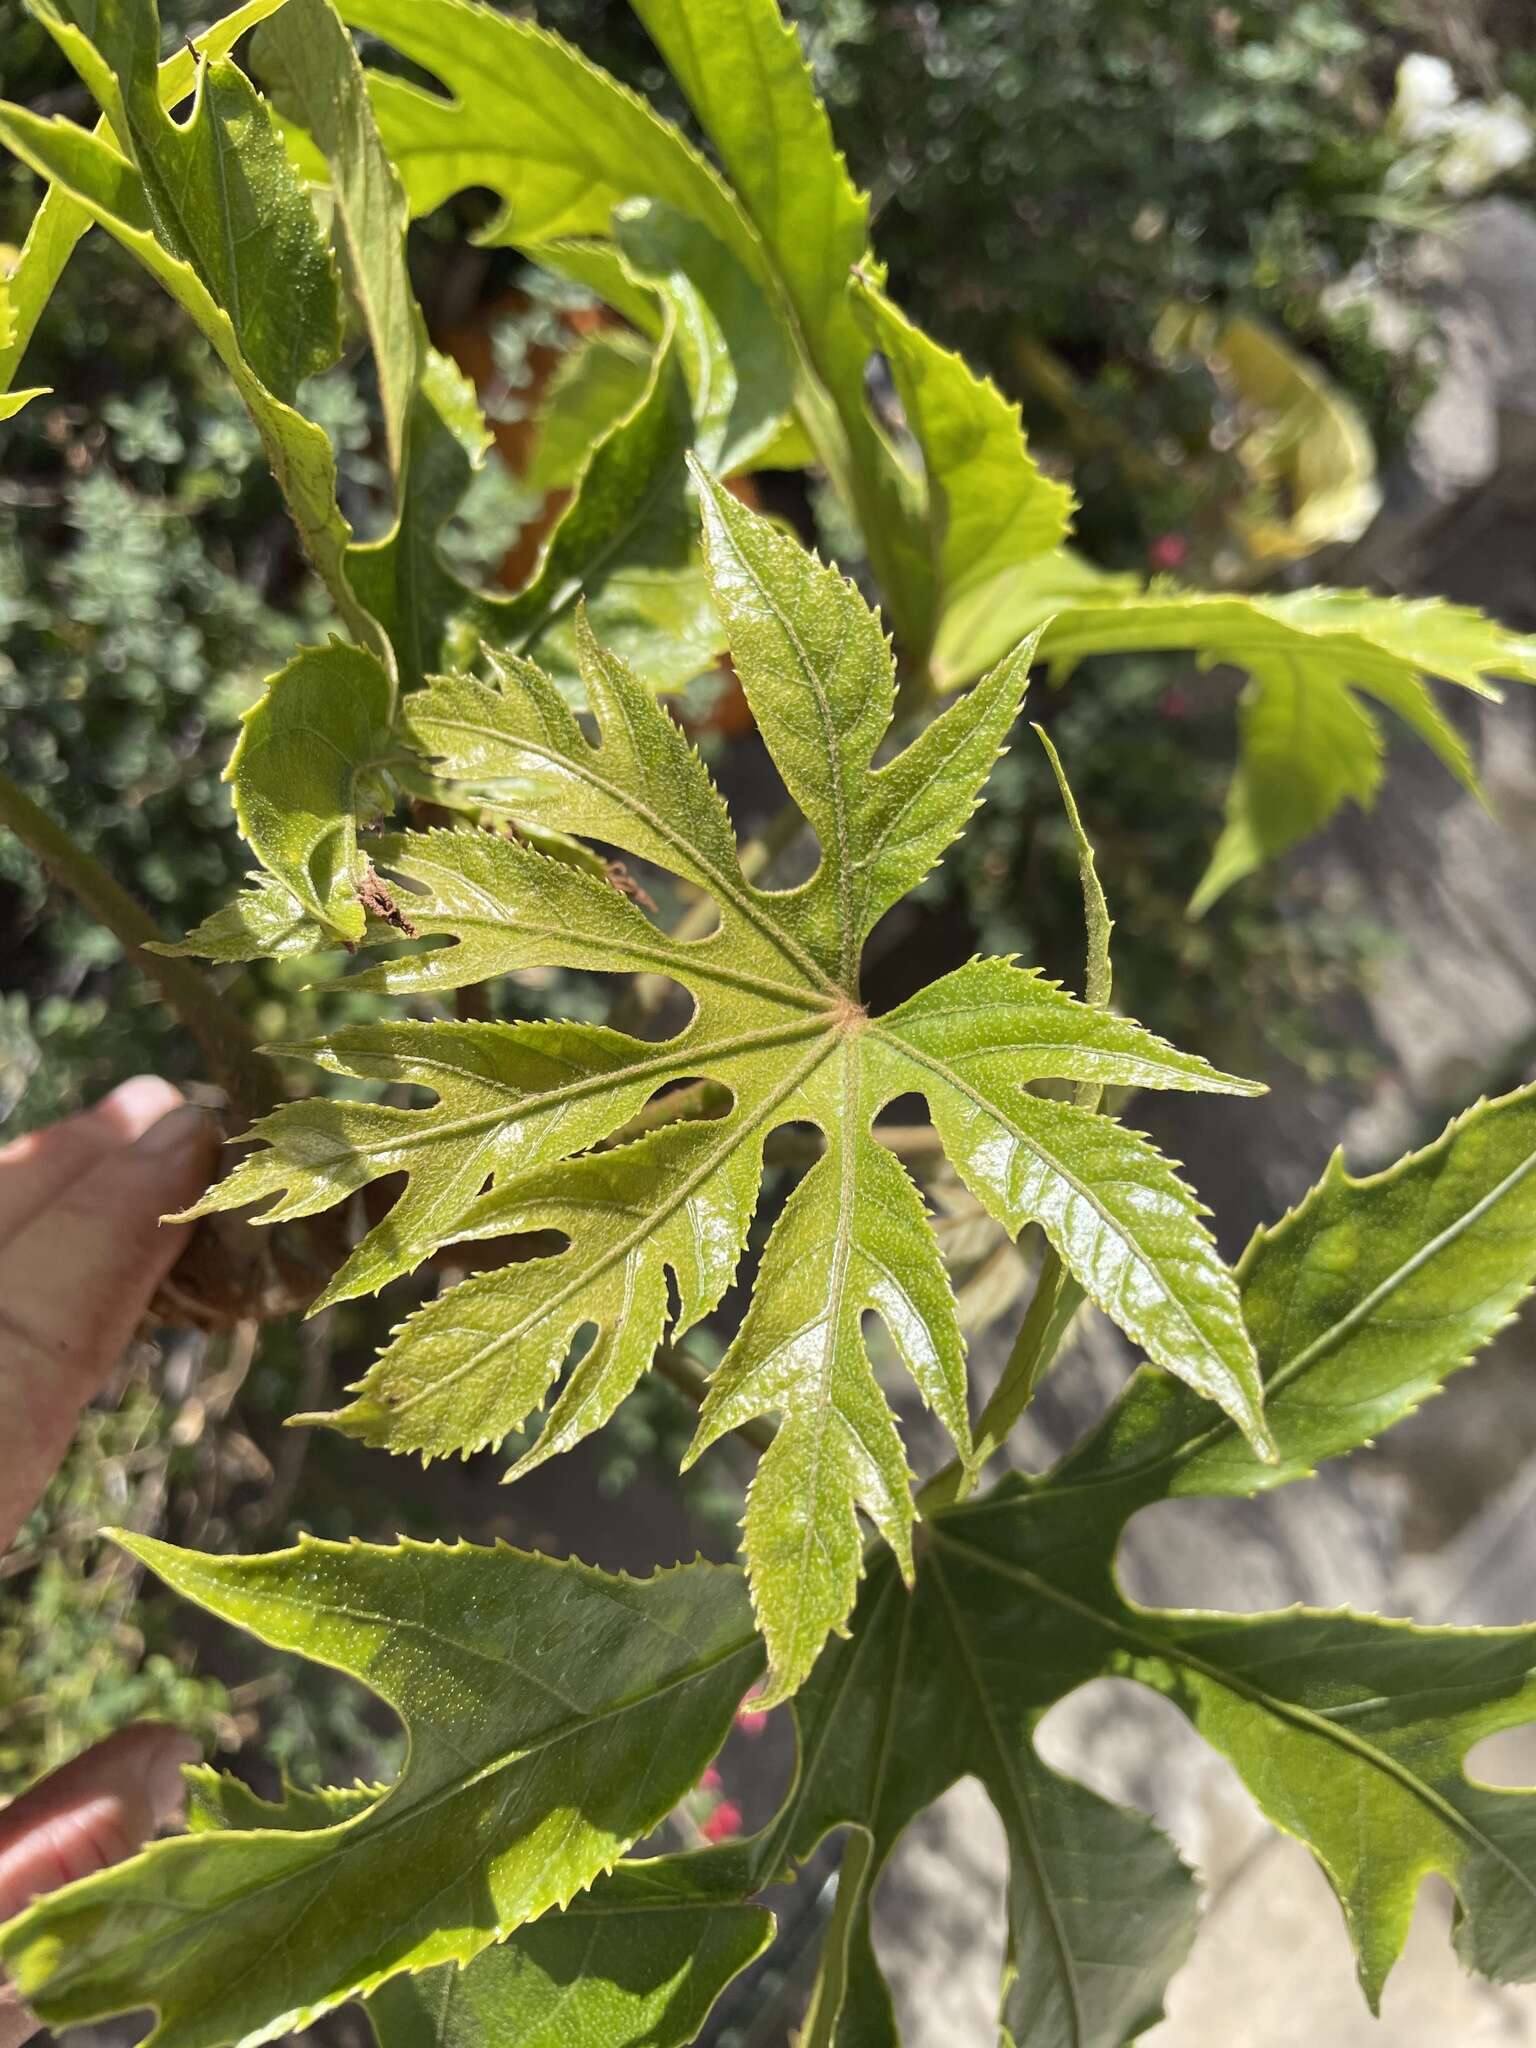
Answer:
[
  {"xmin": 612, "ymin": 198, "xmax": 799, "ymax": 476},
  {"xmin": 626, "ymin": 0, "xmax": 920, "ymax": 622},
  {"xmin": 759, "ymin": 1551, "xmax": 1200, "ymax": 2048},
  {"xmin": 364, "ymin": 1862, "xmax": 772, "ymax": 2048},
  {"xmin": 527, "ymin": 331, "xmax": 653, "ymax": 492},
  {"xmin": 341, "ymin": 0, "xmax": 922, "ymax": 633},
  {"xmin": 34, "ymin": 0, "xmax": 340, "ymax": 402},
  {"xmin": 227, "ymin": 641, "xmax": 395, "ymax": 940},
  {"xmin": 150, "ymin": 870, "xmax": 341, "ymax": 962},
  {"xmin": 471, "ymin": 335, "xmax": 718, "ymax": 691},
  {"xmin": 184, "ymin": 1772, "xmax": 773, "ymax": 2048},
  {"xmin": 873, "ymin": 955, "xmax": 1272, "ymax": 1455},
  {"xmin": 933, "ymin": 571, "xmax": 1534, "ymax": 904},
  {"xmin": 0, "ymin": 92, "xmax": 381, "ymax": 653},
  {"xmin": 253, "ymin": 0, "xmax": 492, "ymax": 689},
  {"xmin": 770, "ymin": 1088, "xmax": 1536, "ymax": 2034},
  {"xmin": 1060, "ymin": 1076, "xmax": 1536, "ymax": 1499},
  {"xmin": 0, "ymin": 1, "xmax": 293, "ymax": 405},
  {"xmin": 197, "ymin": 481, "xmax": 1263, "ymax": 1694},
  {"xmin": 851, "ymin": 275, "xmax": 1074, "ymax": 667},
  {"xmin": 0, "ymin": 1533, "xmax": 761, "ymax": 2047}
]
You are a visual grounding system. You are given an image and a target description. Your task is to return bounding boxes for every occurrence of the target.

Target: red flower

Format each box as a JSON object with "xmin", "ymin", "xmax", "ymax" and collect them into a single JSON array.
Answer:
[
  {"xmin": 701, "ymin": 1799, "xmax": 743, "ymax": 1843},
  {"xmin": 1148, "ymin": 532, "xmax": 1189, "ymax": 572},
  {"xmin": 735, "ymin": 1706, "xmax": 769, "ymax": 1738}
]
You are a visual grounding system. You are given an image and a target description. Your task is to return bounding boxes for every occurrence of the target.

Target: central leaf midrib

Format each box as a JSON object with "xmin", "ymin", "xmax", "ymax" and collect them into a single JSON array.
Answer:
[
  {"xmin": 932, "ymin": 1528, "xmax": 1536, "ymax": 1913},
  {"xmin": 386, "ymin": 1033, "xmax": 839, "ymax": 1420},
  {"xmin": 778, "ymin": 1046, "xmax": 864, "ymax": 1670},
  {"xmin": 411, "ymin": 714, "xmax": 837, "ymax": 997},
  {"xmin": 394, "ymin": 886, "xmax": 829, "ymax": 1012}
]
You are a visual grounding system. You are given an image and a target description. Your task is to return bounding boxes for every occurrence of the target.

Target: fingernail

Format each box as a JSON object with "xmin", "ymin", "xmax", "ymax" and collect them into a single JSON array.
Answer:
[
  {"xmin": 98, "ymin": 1075, "xmax": 185, "ymax": 1133},
  {"xmin": 147, "ymin": 1733, "xmax": 202, "ymax": 1821},
  {"xmin": 132, "ymin": 1103, "xmax": 216, "ymax": 1160}
]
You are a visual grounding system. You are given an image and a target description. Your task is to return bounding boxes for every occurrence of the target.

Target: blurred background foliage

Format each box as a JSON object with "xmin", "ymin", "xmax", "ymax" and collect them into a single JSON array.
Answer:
[{"xmin": 1, "ymin": 0, "xmax": 1534, "ymax": 1799}]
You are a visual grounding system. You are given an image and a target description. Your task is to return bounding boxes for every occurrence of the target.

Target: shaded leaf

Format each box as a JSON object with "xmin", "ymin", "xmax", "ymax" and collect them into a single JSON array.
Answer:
[
  {"xmin": 185, "ymin": 1771, "xmax": 773, "ymax": 2048},
  {"xmin": 364, "ymin": 1862, "xmax": 771, "ymax": 2048},
  {"xmin": 0, "ymin": 1534, "xmax": 761, "ymax": 2048},
  {"xmin": 0, "ymin": 83, "xmax": 380, "ymax": 650},
  {"xmin": 770, "ymin": 1087, "xmax": 1536, "ymax": 2034},
  {"xmin": 254, "ymin": 0, "xmax": 492, "ymax": 688},
  {"xmin": 472, "ymin": 336, "xmax": 717, "ymax": 690},
  {"xmin": 1, "ymin": 6, "xmax": 301, "ymax": 401}
]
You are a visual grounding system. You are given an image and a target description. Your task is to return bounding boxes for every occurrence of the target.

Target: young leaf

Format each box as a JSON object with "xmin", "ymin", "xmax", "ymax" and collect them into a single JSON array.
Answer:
[
  {"xmin": 0, "ymin": 1534, "xmax": 761, "ymax": 2048},
  {"xmin": 769, "ymin": 1088, "xmax": 1536, "ymax": 2035},
  {"xmin": 227, "ymin": 642, "xmax": 395, "ymax": 941},
  {"xmin": 150, "ymin": 870, "xmax": 345, "ymax": 963},
  {"xmin": 192, "ymin": 481, "xmax": 1266, "ymax": 1696},
  {"xmin": 850, "ymin": 275, "xmax": 1074, "ymax": 669}
]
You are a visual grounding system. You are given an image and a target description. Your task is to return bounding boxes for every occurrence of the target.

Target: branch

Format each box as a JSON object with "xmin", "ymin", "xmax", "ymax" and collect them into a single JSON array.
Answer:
[{"xmin": 0, "ymin": 767, "xmax": 277, "ymax": 1129}]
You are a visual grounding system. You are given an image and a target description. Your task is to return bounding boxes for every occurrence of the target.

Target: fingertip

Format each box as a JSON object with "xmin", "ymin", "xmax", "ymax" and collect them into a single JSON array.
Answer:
[
  {"xmin": 130, "ymin": 1103, "xmax": 219, "ymax": 1164},
  {"xmin": 93, "ymin": 1076, "xmax": 187, "ymax": 1142}
]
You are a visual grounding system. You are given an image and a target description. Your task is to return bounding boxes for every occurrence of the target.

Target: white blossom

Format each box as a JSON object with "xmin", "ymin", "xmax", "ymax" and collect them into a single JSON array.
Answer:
[
  {"xmin": 1437, "ymin": 96, "xmax": 1535, "ymax": 196},
  {"xmin": 1392, "ymin": 52, "xmax": 1459, "ymax": 143}
]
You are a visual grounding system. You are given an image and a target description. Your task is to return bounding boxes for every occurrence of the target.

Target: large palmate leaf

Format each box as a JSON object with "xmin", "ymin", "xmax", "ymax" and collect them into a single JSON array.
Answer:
[
  {"xmin": 0, "ymin": 0, "xmax": 385, "ymax": 655},
  {"xmin": 0, "ymin": 1535, "xmax": 761, "ymax": 2048},
  {"xmin": 185, "ymin": 477, "xmax": 1266, "ymax": 1698},
  {"xmin": 763, "ymin": 1075, "xmax": 1536, "ymax": 2044}
]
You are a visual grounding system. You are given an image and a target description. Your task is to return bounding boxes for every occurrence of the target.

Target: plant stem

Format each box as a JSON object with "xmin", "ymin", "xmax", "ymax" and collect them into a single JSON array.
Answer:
[
  {"xmin": 0, "ymin": 766, "xmax": 276, "ymax": 1128},
  {"xmin": 797, "ymin": 1829, "xmax": 876, "ymax": 2048}
]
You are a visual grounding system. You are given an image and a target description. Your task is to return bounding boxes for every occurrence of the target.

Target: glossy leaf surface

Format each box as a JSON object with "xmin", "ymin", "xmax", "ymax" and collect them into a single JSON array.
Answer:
[{"xmin": 186, "ymin": 478, "xmax": 1264, "ymax": 1697}]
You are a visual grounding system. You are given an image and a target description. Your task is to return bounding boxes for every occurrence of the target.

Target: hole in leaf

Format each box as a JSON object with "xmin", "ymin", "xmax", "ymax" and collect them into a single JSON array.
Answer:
[{"xmin": 869, "ymin": 1776, "xmax": 1007, "ymax": 2048}]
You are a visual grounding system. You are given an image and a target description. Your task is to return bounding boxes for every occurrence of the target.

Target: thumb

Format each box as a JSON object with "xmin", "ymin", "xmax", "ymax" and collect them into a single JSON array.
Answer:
[
  {"xmin": 0, "ymin": 1724, "xmax": 199, "ymax": 2048},
  {"xmin": 0, "ymin": 1102, "xmax": 218, "ymax": 1547}
]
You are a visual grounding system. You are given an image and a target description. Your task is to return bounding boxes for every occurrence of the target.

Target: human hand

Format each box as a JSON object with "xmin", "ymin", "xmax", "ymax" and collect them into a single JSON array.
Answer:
[{"xmin": 0, "ymin": 1078, "xmax": 219, "ymax": 2047}]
